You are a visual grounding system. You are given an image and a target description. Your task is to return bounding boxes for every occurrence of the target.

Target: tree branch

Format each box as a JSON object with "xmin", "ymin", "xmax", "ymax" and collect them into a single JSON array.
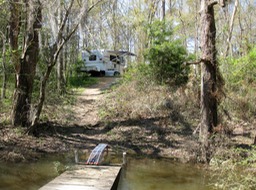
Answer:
[
  {"xmin": 183, "ymin": 58, "xmax": 209, "ymax": 66},
  {"xmin": 209, "ymin": 0, "xmax": 226, "ymax": 7},
  {"xmin": 218, "ymin": 0, "xmax": 226, "ymax": 7},
  {"xmin": 88, "ymin": 0, "xmax": 105, "ymax": 13},
  {"xmin": 58, "ymin": 0, "xmax": 74, "ymax": 41},
  {"xmin": 209, "ymin": 0, "xmax": 218, "ymax": 6}
]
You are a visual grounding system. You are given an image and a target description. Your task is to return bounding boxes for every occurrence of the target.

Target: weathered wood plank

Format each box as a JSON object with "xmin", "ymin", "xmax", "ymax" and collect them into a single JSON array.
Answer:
[{"xmin": 39, "ymin": 165, "xmax": 121, "ymax": 190}]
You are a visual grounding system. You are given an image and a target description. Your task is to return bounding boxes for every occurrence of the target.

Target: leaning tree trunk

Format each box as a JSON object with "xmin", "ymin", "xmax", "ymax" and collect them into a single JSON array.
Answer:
[
  {"xmin": 11, "ymin": 0, "xmax": 42, "ymax": 126},
  {"xmin": 199, "ymin": 0, "xmax": 226, "ymax": 163}
]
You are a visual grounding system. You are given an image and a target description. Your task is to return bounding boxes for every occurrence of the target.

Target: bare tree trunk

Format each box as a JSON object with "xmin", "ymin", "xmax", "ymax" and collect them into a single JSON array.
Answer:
[
  {"xmin": 1, "ymin": 34, "xmax": 7, "ymax": 99},
  {"xmin": 56, "ymin": 5, "xmax": 66, "ymax": 94},
  {"xmin": 148, "ymin": 0, "xmax": 158, "ymax": 24},
  {"xmin": 112, "ymin": 0, "xmax": 118, "ymax": 50},
  {"xmin": 169, "ymin": 0, "xmax": 172, "ymax": 15},
  {"xmin": 162, "ymin": 0, "xmax": 166, "ymax": 20},
  {"xmin": 9, "ymin": 0, "xmax": 22, "ymax": 125},
  {"xmin": 11, "ymin": 0, "xmax": 42, "ymax": 126},
  {"xmin": 30, "ymin": 64, "xmax": 54, "ymax": 127},
  {"xmin": 199, "ymin": 0, "xmax": 226, "ymax": 163},
  {"xmin": 9, "ymin": 0, "xmax": 21, "ymax": 82},
  {"xmin": 57, "ymin": 49, "xmax": 66, "ymax": 94},
  {"xmin": 225, "ymin": 0, "xmax": 238, "ymax": 57}
]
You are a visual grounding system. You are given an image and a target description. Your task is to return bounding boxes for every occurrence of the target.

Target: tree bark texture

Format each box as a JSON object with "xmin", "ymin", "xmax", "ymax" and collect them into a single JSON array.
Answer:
[
  {"xmin": 199, "ymin": 0, "xmax": 219, "ymax": 162},
  {"xmin": 9, "ymin": 0, "xmax": 21, "ymax": 79},
  {"xmin": 11, "ymin": 0, "xmax": 42, "ymax": 126},
  {"xmin": 57, "ymin": 49, "xmax": 66, "ymax": 94},
  {"xmin": 1, "ymin": 35, "xmax": 7, "ymax": 99}
]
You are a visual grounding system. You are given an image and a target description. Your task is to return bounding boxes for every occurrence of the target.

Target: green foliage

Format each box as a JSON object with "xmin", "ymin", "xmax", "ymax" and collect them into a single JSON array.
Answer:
[
  {"xmin": 123, "ymin": 62, "xmax": 153, "ymax": 89},
  {"xmin": 221, "ymin": 47, "xmax": 256, "ymax": 120},
  {"xmin": 224, "ymin": 47, "xmax": 256, "ymax": 87},
  {"xmin": 67, "ymin": 60, "xmax": 98, "ymax": 88},
  {"xmin": 72, "ymin": 60, "xmax": 85, "ymax": 74},
  {"xmin": 144, "ymin": 20, "xmax": 190, "ymax": 87},
  {"xmin": 68, "ymin": 75, "xmax": 98, "ymax": 88},
  {"xmin": 144, "ymin": 40, "xmax": 190, "ymax": 86},
  {"xmin": 146, "ymin": 20, "xmax": 173, "ymax": 45}
]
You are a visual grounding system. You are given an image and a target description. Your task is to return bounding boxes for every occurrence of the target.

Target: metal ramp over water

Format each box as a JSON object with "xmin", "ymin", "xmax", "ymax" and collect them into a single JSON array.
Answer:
[{"xmin": 86, "ymin": 143, "xmax": 108, "ymax": 165}]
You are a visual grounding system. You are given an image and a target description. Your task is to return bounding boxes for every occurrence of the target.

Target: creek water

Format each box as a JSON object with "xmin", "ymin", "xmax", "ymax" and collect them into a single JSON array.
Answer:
[
  {"xmin": 117, "ymin": 158, "xmax": 214, "ymax": 190},
  {"xmin": 0, "ymin": 154, "xmax": 215, "ymax": 190}
]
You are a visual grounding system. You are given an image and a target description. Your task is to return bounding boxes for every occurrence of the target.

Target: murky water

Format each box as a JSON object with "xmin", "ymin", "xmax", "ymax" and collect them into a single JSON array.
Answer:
[
  {"xmin": 0, "ymin": 154, "xmax": 73, "ymax": 190},
  {"xmin": 0, "ymin": 154, "xmax": 214, "ymax": 190},
  {"xmin": 118, "ymin": 158, "xmax": 214, "ymax": 190}
]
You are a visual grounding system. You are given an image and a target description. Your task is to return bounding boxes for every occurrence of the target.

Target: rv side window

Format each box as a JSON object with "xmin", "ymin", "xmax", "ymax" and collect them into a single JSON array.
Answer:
[
  {"xmin": 110, "ymin": 55, "xmax": 116, "ymax": 62},
  {"xmin": 89, "ymin": 55, "xmax": 97, "ymax": 61}
]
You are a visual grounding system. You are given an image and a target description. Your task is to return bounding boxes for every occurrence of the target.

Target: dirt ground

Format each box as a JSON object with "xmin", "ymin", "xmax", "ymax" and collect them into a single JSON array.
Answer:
[{"xmin": 0, "ymin": 77, "xmax": 255, "ymax": 163}]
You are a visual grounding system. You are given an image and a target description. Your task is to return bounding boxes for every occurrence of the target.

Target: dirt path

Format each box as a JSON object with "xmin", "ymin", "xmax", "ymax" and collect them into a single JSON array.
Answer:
[{"xmin": 72, "ymin": 77, "xmax": 118, "ymax": 126}]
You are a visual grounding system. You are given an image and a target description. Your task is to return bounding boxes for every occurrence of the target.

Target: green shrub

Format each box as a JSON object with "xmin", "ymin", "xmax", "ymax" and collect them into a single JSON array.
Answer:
[
  {"xmin": 123, "ymin": 63, "xmax": 154, "ymax": 90},
  {"xmin": 144, "ymin": 40, "xmax": 190, "ymax": 86},
  {"xmin": 67, "ymin": 60, "xmax": 98, "ymax": 88},
  {"xmin": 68, "ymin": 75, "xmax": 98, "ymax": 88},
  {"xmin": 143, "ymin": 20, "xmax": 190, "ymax": 87},
  {"xmin": 220, "ymin": 47, "xmax": 256, "ymax": 120},
  {"xmin": 223, "ymin": 47, "xmax": 256, "ymax": 88}
]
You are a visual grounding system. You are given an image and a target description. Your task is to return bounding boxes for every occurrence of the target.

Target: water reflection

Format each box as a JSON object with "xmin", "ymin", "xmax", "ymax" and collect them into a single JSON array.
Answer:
[{"xmin": 118, "ymin": 158, "xmax": 214, "ymax": 190}]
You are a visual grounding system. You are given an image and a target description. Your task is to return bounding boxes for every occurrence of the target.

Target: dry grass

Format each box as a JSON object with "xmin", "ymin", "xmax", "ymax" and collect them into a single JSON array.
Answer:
[{"xmin": 101, "ymin": 80, "xmax": 189, "ymax": 121}]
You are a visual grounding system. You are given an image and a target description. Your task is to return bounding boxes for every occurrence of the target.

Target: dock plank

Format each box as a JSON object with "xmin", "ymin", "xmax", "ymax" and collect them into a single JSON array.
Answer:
[{"xmin": 39, "ymin": 165, "xmax": 121, "ymax": 190}]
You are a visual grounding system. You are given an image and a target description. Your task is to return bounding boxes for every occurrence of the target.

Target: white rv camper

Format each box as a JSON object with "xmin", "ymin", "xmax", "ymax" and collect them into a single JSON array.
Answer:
[{"xmin": 81, "ymin": 50, "xmax": 135, "ymax": 76}]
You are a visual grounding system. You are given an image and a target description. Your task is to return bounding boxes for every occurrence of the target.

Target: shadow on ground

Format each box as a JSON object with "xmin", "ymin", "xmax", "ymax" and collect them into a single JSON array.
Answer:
[{"xmin": 27, "ymin": 107, "xmax": 197, "ymax": 160}]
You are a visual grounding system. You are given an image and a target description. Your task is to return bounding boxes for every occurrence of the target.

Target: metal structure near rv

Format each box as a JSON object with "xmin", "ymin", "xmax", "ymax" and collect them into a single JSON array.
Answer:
[{"xmin": 81, "ymin": 49, "xmax": 135, "ymax": 76}]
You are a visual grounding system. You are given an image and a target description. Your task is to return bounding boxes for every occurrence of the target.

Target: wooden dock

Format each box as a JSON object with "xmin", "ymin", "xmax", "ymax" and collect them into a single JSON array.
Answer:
[{"xmin": 39, "ymin": 165, "xmax": 122, "ymax": 190}]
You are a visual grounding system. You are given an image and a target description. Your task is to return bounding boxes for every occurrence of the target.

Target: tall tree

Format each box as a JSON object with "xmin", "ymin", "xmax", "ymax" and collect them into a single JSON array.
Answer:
[
  {"xmin": 199, "ymin": 0, "xmax": 227, "ymax": 162},
  {"xmin": 56, "ymin": 3, "xmax": 66, "ymax": 94},
  {"xmin": 0, "ymin": 1, "xmax": 9, "ymax": 100},
  {"xmin": 225, "ymin": 0, "xmax": 239, "ymax": 57},
  {"xmin": 10, "ymin": 0, "xmax": 42, "ymax": 126},
  {"xmin": 1, "ymin": 32, "xmax": 7, "ymax": 99}
]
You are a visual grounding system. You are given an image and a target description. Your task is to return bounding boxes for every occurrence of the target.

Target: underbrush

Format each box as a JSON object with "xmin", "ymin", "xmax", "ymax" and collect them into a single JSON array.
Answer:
[
  {"xmin": 99, "ymin": 64, "xmax": 200, "ymax": 125},
  {"xmin": 68, "ymin": 74, "xmax": 98, "ymax": 88},
  {"xmin": 220, "ymin": 48, "xmax": 256, "ymax": 122},
  {"xmin": 210, "ymin": 145, "xmax": 256, "ymax": 190},
  {"xmin": 100, "ymin": 80, "xmax": 171, "ymax": 120}
]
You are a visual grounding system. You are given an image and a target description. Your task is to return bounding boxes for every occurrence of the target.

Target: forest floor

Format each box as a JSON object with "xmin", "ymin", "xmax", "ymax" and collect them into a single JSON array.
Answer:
[{"xmin": 0, "ymin": 77, "xmax": 255, "ymax": 163}]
